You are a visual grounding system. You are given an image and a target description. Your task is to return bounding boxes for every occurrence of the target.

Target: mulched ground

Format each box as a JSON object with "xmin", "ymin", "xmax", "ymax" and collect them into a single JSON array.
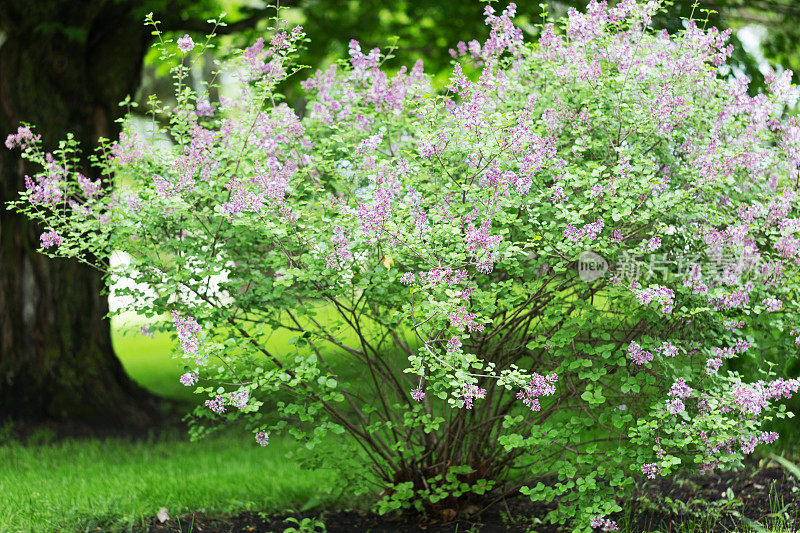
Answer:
[
  {"xmin": 140, "ymin": 463, "xmax": 800, "ymax": 532},
  {"xmin": 630, "ymin": 464, "xmax": 800, "ymax": 532}
]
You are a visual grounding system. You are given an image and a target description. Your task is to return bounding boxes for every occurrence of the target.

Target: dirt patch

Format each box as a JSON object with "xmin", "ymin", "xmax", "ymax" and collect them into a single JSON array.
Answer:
[
  {"xmin": 140, "ymin": 464, "xmax": 800, "ymax": 532},
  {"xmin": 629, "ymin": 465, "xmax": 800, "ymax": 532}
]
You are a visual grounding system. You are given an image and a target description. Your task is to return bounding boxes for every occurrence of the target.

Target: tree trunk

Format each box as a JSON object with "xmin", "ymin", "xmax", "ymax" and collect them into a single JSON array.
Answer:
[{"xmin": 0, "ymin": 1, "xmax": 160, "ymax": 425}]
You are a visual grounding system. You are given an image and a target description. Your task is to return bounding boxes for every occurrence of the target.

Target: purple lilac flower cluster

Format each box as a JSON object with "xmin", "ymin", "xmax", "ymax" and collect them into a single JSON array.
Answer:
[
  {"xmin": 205, "ymin": 396, "xmax": 225, "ymax": 414},
  {"xmin": 590, "ymin": 516, "xmax": 619, "ymax": 531},
  {"xmin": 177, "ymin": 34, "xmax": 195, "ymax": 53},
  {"xmin": 171, "ymin": 311, "xmax": 203, "ymax": 363},
  {"xmin": 448, "ymin": 306, "xmax": 485, "ymax": 333},
  {"xmin": 627, "ymin": 341, "xmax": 653, "ymax": 365},
  {"xmin": 641, "ymin": 463, "xmax": 662, "ymax": 479},
  {"xmin": 180, "ymin": 371, "xmax": 199, "ymax": 387},
  {"xmin": 255, "ymin": 431, "xmax": 270, "ymax": 446},
  {"xmin": 4, "ymin": 125, "xmax": 39, "ymax": 150},
  {"xmin": 664, "ymin": 378, "xmax": 693, "ymax": 415},
  {"xmin": 39, "ymin": 230, "xmax": 63, "ymax": 249},
  {"xmin": 458, "ymin": 384, "xmax": 487, "ymax": 409},
  {"xmin": 730, "ymin": 379, "xmax": 800, "ymax": 415},
  {"xmin": 516, "ymin": 373, "xmax": 558, "ymax": 411},
  {"xmin": 634, "ymin": 284, "xmax": 675, "ymax": 314},
  {"xmin": 230, "ymin": 390, "xmax": 249, "ymax": 410}
]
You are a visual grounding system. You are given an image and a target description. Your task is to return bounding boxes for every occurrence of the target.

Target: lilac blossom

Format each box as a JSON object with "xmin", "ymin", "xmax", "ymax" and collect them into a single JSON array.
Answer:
[
  {"xmin": 659, "ymin": 342, "xmax": 678, "ymax": 357},
  {"xmin": 411, "ymin": 387, "xmax": 425, "ymax": 401},
  {"xmin": 669, "ymin": 378, "xmax": 693, "ymax": 399},
  {"xmin": 77, "ymin": 175, "xmax": 102, "ymax": 197},
  {"xmin": 24, "ymin": 171, "xmax": 64, "ymax": 206},
  {"xmin": 4, "ymin": 125, "xmax": 39, "ymax": 150},
  {"xmin": 762, "ymin": 297, "xmax": 783, "ymax": 312},
  {"xmin": 666, "ymin": 398, "xmax": 685, "ymax": 414},
  {"xmin": 634, "ymin": 285, "xmax": 675, "ymax": 314},
  {"xmin": 735, "ymin": 339, "xmax": 751, "ymax": 353},
  {"xmin": 177, "ymin": 34, "xmax": 195, "ymax": 53},
  {"xmin": 641, "ymin": 463, "xmax": 661, "ymax": 479},
  {"xmin": 230, "ymin": 390, "xmax": 249, "ymax": 409},
  {"xmin": 464, "ymin": 219, "xmax": 502, "ymax": 252},
  {"xmin": 205, "ymin": 396, "xmax": 226, "ymax": 414},
  {"xmin": 255, "ymin": 431, "xmax": 270, "ymax": 446},
  {"xmin": 40, "ymin": 230, "xmax": 63, "ymax": 249},
  {"xmin": 516, "ymin": 373, "xmax": 558, "ymax": 411},
  {"xmin": 446, "ymin": 337, "xmax": 462, "ymax": 352},
  {"xmin": 628, "ymin": 341, "xmax": 653, "ymax": 365},
  {"xmin": 712, "ymin": 289, "xmax": 751, "ymax": 311},
  {"xmin": 180, "ymin": 371, "xmax": 199, "ymax": 386},
  {"xmin": 326, "ymin": 225, "xmax": 352, "ymax": 270},
  {"xmin": 584, "ymin": 218, "xmax": 604, "ymax": 240},
  {"xmin": 563, "ymin": 224, "xmax": 584, "ymax": 242},
  {"xmin": 706, "ymin": 357, "xmax": 723, "ymax": 374},
  {"xmin": 590, "ymin": 516, "xmax": 619, "ymax": 531},
  {"xmin": 195, "ymin": 99, "xmax": 216, "ymax": 117},
  {"xmin": 171, "ymin": 311, "xmax": 203, "ymax": 362},
  {"xmin": 551, "ymin": 184, "xmax": 567, "ymax": 202},
  {"xmin": 589, "ymin": 183, "xmax": 604, "ymax": 198},
  {"xmin": 564, "ymin": 219, "xmax": 605, "ymax": 243},
  {"xmin": 400, "ymin": 272, "xmax": 415, "ymax": 284},
  {"xmin": 730, "ymin": 378, "xmax": 800, "ymax": 415},
  {"xmin": 110, "ymin": 131, "xmax": 143, "ymax": 163},
  {"xmin": 714, "ymin": 346, "xmax": 735, "ymax": 359},
  {"xmin": 448, "ymin": 306, "xmax": 484, "ymax": 332},
  {"xmin": 458, "ymin": 384, "xmax": 487, "ymax": 409}
]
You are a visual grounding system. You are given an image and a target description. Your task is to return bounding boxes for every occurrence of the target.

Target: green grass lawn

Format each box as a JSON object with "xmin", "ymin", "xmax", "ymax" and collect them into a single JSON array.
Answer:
[
  {"xmin": 0, "ymin": 433, "xmax": 344, "ymax": 533},
  {"xmin": 112, "ymin": 317, "xmax": 189, "ymax": 402},
  {"xmin": 0, "ymin": 317, "xmax": 352, "ymax": 533}
]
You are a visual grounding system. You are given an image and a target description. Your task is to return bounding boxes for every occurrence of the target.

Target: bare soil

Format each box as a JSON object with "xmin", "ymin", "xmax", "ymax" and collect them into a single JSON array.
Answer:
[{"xmin": 141, "ymin": 463, "xmax": 800, "ymax": 532}]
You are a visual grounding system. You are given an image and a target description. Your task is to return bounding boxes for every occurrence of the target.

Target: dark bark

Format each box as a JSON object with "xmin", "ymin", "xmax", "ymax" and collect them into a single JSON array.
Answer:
[{"xmin": 0, "ymin": 1, "xmax": 160, "ymax": 425}]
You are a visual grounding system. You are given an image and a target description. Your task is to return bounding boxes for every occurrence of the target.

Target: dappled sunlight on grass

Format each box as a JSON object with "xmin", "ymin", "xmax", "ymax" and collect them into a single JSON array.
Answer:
[
  {"xmin": 112, "ymin": 321, "xmax": 190, "ymax": 402},
  {"xmin": 111, "ymin": 303, "xmax": 418, "ymax": 406}
]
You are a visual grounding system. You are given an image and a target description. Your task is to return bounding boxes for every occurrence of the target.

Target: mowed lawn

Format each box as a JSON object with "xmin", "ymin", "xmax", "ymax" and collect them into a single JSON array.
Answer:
[
  {"xmin": 0, "ymin": 315, "xmax": 352, "ymax": 533},
  {"xmin": 0, "ymin": 433, "xmax": 342, "ymax": 532},
  {"xmin": 111, "ymin": 315, "xmax": 191, "ymax": 402}
]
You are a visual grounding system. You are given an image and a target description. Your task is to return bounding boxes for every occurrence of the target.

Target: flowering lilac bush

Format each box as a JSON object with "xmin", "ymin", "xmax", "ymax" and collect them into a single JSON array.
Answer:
[{"xmin": 8, "ymin": 2, "xmax": 800, "ymax": 529}]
